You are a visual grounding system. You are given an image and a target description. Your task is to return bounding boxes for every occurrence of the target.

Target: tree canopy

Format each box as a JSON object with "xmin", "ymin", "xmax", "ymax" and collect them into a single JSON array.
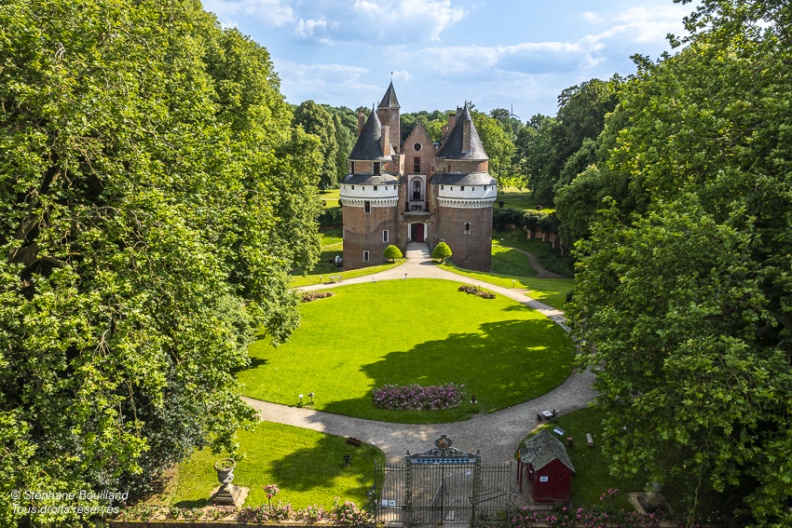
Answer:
[
  {"xmin": 0, "ymin": 0, "xmax": 321, "ymax": 526},
  {"xmin": 567, "ymin": 0, "xmax": 792, "ymax": 524}
]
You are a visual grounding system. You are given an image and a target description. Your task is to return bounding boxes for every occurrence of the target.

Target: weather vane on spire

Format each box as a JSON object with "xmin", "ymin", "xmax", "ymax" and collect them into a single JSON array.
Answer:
[{"xmin": 390, "ymin": 71, "xmax": 393, "ymax": 82}]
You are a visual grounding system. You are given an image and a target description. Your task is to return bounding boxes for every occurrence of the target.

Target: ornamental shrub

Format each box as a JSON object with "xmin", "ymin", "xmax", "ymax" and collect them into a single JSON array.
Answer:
[
  {"xmin": 458, "ymin": 284, "xmax": 496, "ymax": 299},
  {"xmin": 373, "ymin": 383, "xmax": 465, "ymax": 410},
  {"xmin": 493, "ymin": 207, "xmax": 522, "ymax": 230},
  {"xmin": 383, "ymin": 245, "xmax": 403, "ymax": 262},
  {"xmin": 432, "ymin": 241, "xmax": 452, "ymax": 261},
  {"xmin": 302, "ymin": 291, "xmax": 334, "ymax": 302}
]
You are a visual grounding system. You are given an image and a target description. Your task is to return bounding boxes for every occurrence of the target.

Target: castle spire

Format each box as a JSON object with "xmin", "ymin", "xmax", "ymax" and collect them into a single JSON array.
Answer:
[{"xmin": 379, "ymin": 81, "xmax": 400, "ymax": 109}]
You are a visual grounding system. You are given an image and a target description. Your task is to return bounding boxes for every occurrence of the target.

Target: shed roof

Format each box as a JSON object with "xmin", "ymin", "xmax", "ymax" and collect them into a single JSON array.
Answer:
[
  {"xmin": 437, "ymin": 105, "xmax": 488, "ymax": 161},
  {"xmin": 519, "ymin": 430, "xmax": 576, "ymax": 474}
]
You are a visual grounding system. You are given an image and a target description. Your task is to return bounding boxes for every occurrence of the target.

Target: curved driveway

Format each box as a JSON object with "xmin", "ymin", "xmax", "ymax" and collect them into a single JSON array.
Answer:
[{"xmin": 243, "ymin": 246, "xmax": 595, "ymax": 463}]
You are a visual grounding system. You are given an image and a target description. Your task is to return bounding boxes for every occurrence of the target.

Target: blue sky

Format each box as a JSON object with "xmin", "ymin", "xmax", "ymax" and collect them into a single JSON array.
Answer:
[{"xmin": 202, "ymin": 0, "xmax": 695, "ymax": 119}]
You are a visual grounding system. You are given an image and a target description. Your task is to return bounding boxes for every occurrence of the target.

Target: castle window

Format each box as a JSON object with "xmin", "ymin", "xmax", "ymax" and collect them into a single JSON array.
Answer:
[
  {"xmin": 373, "ymin": 162, "xmax": 381, "ymax": 175},
  {"xmin": 461, "ymin": 186, "xmax": 465, "ymax": 191},
  {"xmin": 374, "ymin": 185, "xmax": 378, "ymax": 191},
  {"xmin": 464, "ymin": 222, "xmax": 471, "ymax": 234},
  {"xmin": 383, "ymin": 230, "xmax": 389, "ymax": 243},
  {"xmin": 441, "ymin": 185, "xmax": 444, "ymax": 190},
  {"xmin": 364, "ymin": 201, "xmax": 371, "ymax": 213},
  {"xmin": 350, "ymin": 161, "xmax": 355, "ymax": 173},
  {"xmin": 450, "ymin": 186, "xmax": 453, "ymax": 191},
  {"xmin": 363, "ymin": 250, "xmax": 370, "ymax": 262},
  {"xmin": 351, "ymin": 185, "xmax": 355, "ymax": 190},
  {"xmin": 413, "ymin": 143, "xmax": 422, "ymax": 152},
  {"xmin": 413, "ymin": 157, "xmax": 421, "ymax": 173}
]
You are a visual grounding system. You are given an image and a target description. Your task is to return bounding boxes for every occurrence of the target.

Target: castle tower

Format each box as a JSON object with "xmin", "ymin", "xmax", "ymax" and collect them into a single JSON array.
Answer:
[
  {"xmin": 376, "ymin": 81, "xmax": 401, "ymax": 154},
  {"xmin": 340, "ymin": 85, "xmax": 495, "ymax": 273},
  {"xmin": 339, "ymin": 108, "xmax": 399, "ymax": 270},
  {"xmin": 433, "ymin": 104, "xmax": 497, "ymax": 271}
]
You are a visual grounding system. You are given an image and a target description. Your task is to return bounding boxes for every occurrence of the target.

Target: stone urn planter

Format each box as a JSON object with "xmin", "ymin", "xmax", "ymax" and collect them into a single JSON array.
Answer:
[
  {"xmin": 211, "ymin": 458, "xmax": 245, "ymax": 507},
  {"xmin": 214, "ymin": 458, "xmax": 236, "ymax": 485}
]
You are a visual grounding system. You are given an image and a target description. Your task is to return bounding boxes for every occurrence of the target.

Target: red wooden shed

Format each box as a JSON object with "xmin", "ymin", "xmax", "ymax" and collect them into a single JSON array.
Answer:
[{"xmin": 518, "ymin": 430, "xmax": 576, "ymax": 502}]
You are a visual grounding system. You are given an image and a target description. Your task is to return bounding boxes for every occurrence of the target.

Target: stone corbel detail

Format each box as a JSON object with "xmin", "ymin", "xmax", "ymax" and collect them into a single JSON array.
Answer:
[
  {"xmin": 437, "ymin": 198, "xmax": 496, "ymax": 209},
  {"xmin": 340, "ymin": 197, "xmax": 399, "ymax": 207}
]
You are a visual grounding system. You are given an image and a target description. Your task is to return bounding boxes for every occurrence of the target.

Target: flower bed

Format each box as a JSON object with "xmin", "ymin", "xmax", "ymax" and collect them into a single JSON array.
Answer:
[
  {"xmin": 458, "ymin": 284, "xmax": 496, "ymax": 299},
  {"xmin": 302, "ymin": 291, "xmax": 335, "ymax": 302},
  {"xmin": 510, "ymin": 505, "xmax": 693, "ymax": 528},
  {"xmin": 112, "ymin": 498, "xmax": 372, "ymax": 526},
  {"xmin": 372, "ymin": 383, "xmax": 465, "ymax": 410}
]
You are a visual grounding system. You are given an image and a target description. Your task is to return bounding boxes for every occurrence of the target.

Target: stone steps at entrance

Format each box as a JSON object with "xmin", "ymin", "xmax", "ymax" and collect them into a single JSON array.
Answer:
[{"xmin": 406, "ymin": 242, "xmax": 431, "ymax": 260}]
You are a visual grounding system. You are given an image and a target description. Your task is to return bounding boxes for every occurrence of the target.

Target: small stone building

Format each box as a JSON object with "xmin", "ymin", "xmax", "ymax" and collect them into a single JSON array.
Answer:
[
  {"xmin": 518, "ymin": 430, "xmax": 576, "ymax": 502},
  {"xmin": 339, "ymin": 83, "xmax": 496, "ymax": 271}
]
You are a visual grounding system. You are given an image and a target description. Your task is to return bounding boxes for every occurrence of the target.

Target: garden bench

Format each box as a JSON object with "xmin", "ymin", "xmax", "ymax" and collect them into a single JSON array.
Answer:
[
  {"xmin": 329, "ymin": 275, "xmax": 343, "ymax": 283},
  {"xmin": 586, "ymin": 433, "xmax": 594, "ymax": 447}
]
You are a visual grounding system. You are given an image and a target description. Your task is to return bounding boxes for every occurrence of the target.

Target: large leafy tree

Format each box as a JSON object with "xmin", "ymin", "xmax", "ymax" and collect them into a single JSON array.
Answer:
[
  {"xmin": 293, "ymin": 100, "xmax": 339, "ymax": 189},
  {"xmin": 471, "ymin": 110, "xmax": 515, "ymax": 184},
  {"xmin": 0, "ymin": 0, "xmax": 321, "ymax": 526},
  {"xmin": 569, "ymin": 0, "xmax": 792, "ymax": 524}
]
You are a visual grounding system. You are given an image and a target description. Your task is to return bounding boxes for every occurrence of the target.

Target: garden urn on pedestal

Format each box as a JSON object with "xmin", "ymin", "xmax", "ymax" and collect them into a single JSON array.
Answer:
[{"xmin": 211, "ymin": 458, "xmax": 245, "ymax": 507}]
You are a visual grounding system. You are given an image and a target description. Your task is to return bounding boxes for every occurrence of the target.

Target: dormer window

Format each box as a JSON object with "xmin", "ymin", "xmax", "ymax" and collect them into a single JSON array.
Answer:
[{"xmin": 374, "ymin": 162, "xmax": 381, "ymax": 175}]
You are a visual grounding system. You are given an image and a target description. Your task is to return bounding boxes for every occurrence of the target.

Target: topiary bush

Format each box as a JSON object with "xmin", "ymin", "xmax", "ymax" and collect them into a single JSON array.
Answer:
[
  {"xmin": 431, "ymin": 241, "xmax": 452, "ymax": 261},
  {"xmin": 383, "ymin": 245, "xmax": 403, "ymax": 262}
]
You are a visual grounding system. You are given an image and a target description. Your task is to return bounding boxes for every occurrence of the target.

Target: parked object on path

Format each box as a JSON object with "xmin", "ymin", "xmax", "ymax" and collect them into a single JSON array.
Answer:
[{"xmin": 586, "ymin": 433, "xmax": 594, "ymax": 447}]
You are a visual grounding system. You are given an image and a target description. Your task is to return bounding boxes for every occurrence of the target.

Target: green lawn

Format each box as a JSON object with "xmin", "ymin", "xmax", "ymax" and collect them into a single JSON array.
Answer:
[
  {"xmin": 496, "ymin": 187, "xmax": 554, "ymax": 214},
  {"xmin": 240, "ymin": 279, "xmax": 575, "ymax": 423},
  {"xmin": 493, "ymin": 230, "xmax": 574, "ymax": 277},
  {"xmin": 517, "ymin": 406, "xmax": 643, "ymax": 510},
  {"xmin": 290, "ymin": 227, "xmax": 405, "ymax": 287},
  {"xmin": 438, "ymin": 262, "xmax": 573, "ymax": 310},
  {"xmin": 172, "ymin": 422, "xmax": 383, "ymax": 509},
  {"xmin": 319, "ymin": 189, "xmax": 341, "ymax": 210},
  {"xmin": 491, "ymin": 244, "xmax": 539, "ymax": 277}
]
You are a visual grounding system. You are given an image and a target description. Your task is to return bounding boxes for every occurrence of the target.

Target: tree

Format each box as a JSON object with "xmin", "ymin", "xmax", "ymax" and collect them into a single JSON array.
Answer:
[
  {"xmin": 513, "ymin": 114, "xmax": 556, "ymax": 197},
  {"xmin": 431, "ymin": 242, "xmax": 453, "ymax": 262},
  {"xmin": 471, "ymin": 110, "xmax": 515, "ymax": 184},
  {"xmin": 0, "ymin": 1, "xmax": 321, "ymax": 526},
  {"xmin": 383, "ymin": 245, "xmax": 403, "ymax": 262},
  {"xmin": 293, "ymin": 100, "xmax": 340, "ymax": 190},
  {"xmin": 568, "ymin": 1, "xmax": 792, "ymax": 522}
]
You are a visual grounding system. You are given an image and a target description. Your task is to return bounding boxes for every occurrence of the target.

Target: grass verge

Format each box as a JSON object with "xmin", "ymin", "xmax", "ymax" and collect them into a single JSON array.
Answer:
[
  {"xmin": 438, "ymin": 262, "xmax": 573, "ymax": 310},
  {"xmin": 172, "ymin": 422, "xmax": 383, "ymax": 509},
  {"xmin": 493, "ymin": 230, "xmax": 574, "ymax": 277}
]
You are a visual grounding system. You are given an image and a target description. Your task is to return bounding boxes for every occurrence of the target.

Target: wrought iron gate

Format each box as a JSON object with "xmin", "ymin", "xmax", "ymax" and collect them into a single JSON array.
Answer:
[{"xmin": 372, "ymin": 436, "xmax": 515, "ymax": 527}]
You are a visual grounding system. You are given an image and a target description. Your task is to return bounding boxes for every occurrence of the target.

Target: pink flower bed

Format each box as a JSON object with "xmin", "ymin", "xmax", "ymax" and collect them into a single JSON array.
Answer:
[{"xmin": 372, "ymin": 383, "xmax": 465, "ymax": 410}]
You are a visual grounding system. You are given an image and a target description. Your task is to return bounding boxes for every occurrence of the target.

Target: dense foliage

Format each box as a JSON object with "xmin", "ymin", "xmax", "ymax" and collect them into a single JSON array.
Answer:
[
  {"xmin": 0, "ymin": 0, "xmax": 321, "ymax": 526},
  {"xmin": 567, "ymin": 0, "xmax": 792, "ymax": 524},
  {"xmin": 431, "ymin": 241, "xmax": 452, "ymax": 260}
]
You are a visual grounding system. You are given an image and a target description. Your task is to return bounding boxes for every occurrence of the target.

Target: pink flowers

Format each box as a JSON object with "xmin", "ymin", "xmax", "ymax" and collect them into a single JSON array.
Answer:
[
  {"xmin": 458, "ymin": 284, "xmax": 496, "ymax": 299},
  {"xmin": 264, "ymin": 483, "xmax": 280, "ymax": 499},
  {"xmin": 302, "ymin": 291, "xmax": 334, "ymax": 302},
  {"xmin": 372, "ymin": 383, "xmax": 465, "ymax": 410}
]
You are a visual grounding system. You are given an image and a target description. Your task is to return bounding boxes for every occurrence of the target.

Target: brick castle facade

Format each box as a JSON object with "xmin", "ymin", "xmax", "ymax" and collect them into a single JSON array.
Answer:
[{"xmin": 340, "ymin": 83, "xmax": 496, "ymax": 271}]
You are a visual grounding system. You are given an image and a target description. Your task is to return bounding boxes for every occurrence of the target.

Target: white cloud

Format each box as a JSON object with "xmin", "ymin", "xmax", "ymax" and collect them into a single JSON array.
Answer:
[
  {"xmin": 294, "ymin": 18, "xmax": 328, "ymax": 39},
  {"xmin": 582, "ymin": 11, "xmax": 603, "ymax": 24},
  {"xmin": 391, "ymin": 70, "xmax": 413, "ymax": 82},
  {"xmin": 203, "ymin": 0, "xmax": 295, "ymax": 27},
  {"xmin": 273, "ymin": 60, "xmax": 384, "ymax": 106}
]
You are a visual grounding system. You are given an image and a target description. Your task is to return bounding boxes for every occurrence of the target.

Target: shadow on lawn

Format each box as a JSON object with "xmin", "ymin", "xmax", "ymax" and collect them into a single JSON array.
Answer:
[
  {"xmin": 319, "ymin": 318, "xmax": 574, "ymax": 423},
  {"xmin": 267, "ymin": 435, "xmax": 380, "ymax": 494}
]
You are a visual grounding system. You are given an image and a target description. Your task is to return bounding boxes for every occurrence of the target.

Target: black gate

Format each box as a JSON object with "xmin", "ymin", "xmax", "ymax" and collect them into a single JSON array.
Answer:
[{"xmin": 372, "ymin": 436, "xmax": 515, "ymax": 527}]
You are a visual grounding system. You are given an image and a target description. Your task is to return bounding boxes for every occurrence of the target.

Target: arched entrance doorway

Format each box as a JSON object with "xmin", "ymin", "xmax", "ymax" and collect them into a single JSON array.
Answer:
[{"xmin": 410, "ymin": 223, "xmax": 425, "ymax": 242}]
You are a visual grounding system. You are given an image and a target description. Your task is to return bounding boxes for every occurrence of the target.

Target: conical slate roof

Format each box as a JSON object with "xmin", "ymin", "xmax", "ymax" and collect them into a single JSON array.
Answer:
[
  {"xmin": 349, "ymin": 110, "xmax": 386, "ymax": 161},
  {"xmin": 437, "ymin": 105, "xmax": 488, "ymax": 160},
  {"xmin": 379, "ymin": 81, "xmax": 400, "ymax": 108}
]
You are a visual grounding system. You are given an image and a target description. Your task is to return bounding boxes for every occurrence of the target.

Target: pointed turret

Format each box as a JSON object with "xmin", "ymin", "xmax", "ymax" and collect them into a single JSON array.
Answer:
[
  {"xmin": 349, "ymin": 110, "xmax": 388, "ymax": 161},
  {"xmin": 379, "ymin": 81, "xmax": 400, "ymax": 108},
  {"xmin": 437, "ymin": 104, "xmax": 488, "ymax": 160}
]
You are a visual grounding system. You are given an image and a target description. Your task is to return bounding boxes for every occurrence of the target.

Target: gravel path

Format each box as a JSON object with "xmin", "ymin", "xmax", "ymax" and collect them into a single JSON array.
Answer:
[
  {"xmin": 496, "ymin": 244, "xmax": 569, "ymax": 279},
  {"xmin": 244, "ymin": 245, "xmax": 594, "ymax": 463}
]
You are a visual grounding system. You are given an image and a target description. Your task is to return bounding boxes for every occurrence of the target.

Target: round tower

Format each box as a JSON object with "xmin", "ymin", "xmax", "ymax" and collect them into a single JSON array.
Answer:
[
  {"xmin": 340, "ymin": 109, "xmax": 399, "ymax": 270},
  {"xmin": 433, "ymin": 104, "xmax": 497, "ymax": 271}
]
